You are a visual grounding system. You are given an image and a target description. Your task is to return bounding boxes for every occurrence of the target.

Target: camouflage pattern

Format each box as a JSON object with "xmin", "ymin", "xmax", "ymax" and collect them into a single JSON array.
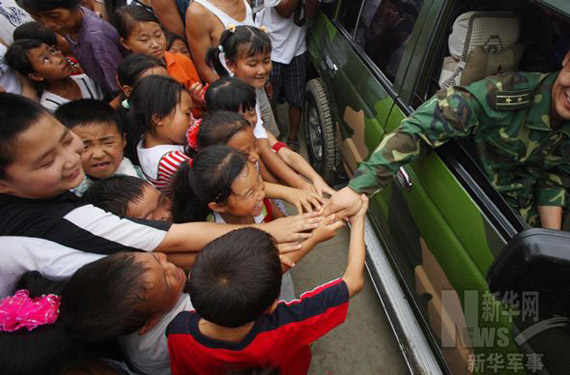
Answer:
[{"xmin": 349, "ymin": 71, "xmax": 570, "ymax": 226}]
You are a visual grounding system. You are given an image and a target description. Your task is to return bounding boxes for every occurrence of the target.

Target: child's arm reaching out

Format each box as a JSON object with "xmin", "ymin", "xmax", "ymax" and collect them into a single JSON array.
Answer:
[
  {"xmin": 257, "ymin": 138, "xmax": 314, "ymax": 192},
  {"xmin": 266, "ymin": 132, "xmax": 335, "ymax": 197},
  {"xmin": 342, "ymin": 195, "xmax": 369, "ymax": 297},
  {"xmin": 156, "ymin": 213, "xmax": 323, "ymax": 253},
  {"xmin": 265, "ymin": 182, "xmax": 325, "ymax": 213},
  {"xmin": 280, "ymin": 214, "xmax": 345, "ymax": 272}
]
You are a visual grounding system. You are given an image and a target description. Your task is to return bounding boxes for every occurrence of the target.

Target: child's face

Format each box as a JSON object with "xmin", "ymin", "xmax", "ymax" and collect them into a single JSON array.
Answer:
[
  {"xmin": 71, "ymin": 122, "xmax": 126, "ymax": 180},
  {"xmin": 30, "ymin": 8, "xmax": 82, "ymax": 36},
  {"xmin": 238, "ymin": 106, "xmax": 258, "ymax": 127},
  {"xmin": 156, "ymin": 90, "xmax": 192, "ymax": 145},
  {"xmin": 0, "ymin": 114, "xmax": 84, "ymax": 199},
  {"xmin": 220, "ymin": 162, "xmax": 266, "ymax": 218},
  {"xmin": 228, "ymin": 48, "xmax": 272, "ymax": 89},
  {"xmin": 27, "ymin": 43, "xmax": 72, "ymax": 83},
  {"xmin": 127, "ymin": 184, "xmax": 172, "ymax": 221},
  {"xmin": 168, "ymin": 39, "xmax": 190, "ymax": 59},
  {"xmin": 137, "ymin": 252, "xmax": 186, "ymax": 316},
  {"xmin": 226, "ymin": 127, "xmax": 259, "ymax": 165},
  {"xmin": 122, "ymin": 21, "xmax": 167, "ymax": 61}
]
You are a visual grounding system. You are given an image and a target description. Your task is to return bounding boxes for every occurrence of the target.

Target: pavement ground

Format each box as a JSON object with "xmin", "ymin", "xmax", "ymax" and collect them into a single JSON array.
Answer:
[{"xmin": 277, "ymin": 103, "xmax": 410, "ymax": 375}]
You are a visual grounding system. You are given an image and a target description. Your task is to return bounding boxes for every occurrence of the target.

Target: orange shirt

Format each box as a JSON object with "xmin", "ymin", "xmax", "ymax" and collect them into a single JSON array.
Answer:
[{"xmin": 164, "ymin": 51, "xmax": 201, "ymax": 89}]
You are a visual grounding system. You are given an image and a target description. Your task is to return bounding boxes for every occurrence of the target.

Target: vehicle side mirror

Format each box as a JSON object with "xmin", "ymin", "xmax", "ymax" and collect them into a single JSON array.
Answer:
[{"xmin": 487, "ymin": 228, "xmax": 570, "ymax": 317}]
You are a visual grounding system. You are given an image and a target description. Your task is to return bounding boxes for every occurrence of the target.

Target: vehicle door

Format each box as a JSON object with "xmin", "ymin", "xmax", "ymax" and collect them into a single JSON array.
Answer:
[{"xmin": 377, "ymin": 0, "xmax": 540, "ymax": 374}]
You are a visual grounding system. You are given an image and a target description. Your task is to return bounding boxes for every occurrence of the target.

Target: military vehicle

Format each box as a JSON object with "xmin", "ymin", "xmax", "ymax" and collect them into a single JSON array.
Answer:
[{"xmin": 304, "ymin": 0, "xmax": 570, "ymax": 374}]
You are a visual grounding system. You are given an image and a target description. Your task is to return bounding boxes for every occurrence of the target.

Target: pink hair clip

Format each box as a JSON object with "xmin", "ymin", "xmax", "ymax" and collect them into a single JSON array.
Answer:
[
  {"xmin": 186, "ymin": 116, "xmax": 202, "ymax": 151},
  {"xmin": 0, "ymin": 290, "xmax": 60, "ymax": 332}
]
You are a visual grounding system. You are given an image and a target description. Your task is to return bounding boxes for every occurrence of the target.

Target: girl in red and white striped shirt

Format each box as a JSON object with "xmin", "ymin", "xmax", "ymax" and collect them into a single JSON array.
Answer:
[{"xmin": 131, "ymin": 75, "xmax": 194, "ymax": 197}]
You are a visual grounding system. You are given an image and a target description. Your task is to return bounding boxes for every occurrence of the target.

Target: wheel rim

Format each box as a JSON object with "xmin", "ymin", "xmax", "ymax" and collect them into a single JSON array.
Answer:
[{"xmin": 307, "ymin": 99, "xmax": 323, "ymax": 165}]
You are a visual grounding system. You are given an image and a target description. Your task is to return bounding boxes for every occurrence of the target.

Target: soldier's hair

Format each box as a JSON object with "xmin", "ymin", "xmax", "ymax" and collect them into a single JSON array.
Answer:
[
  {"xmin": 197, "ymin": 110, "xmax": 252, "ymax": 149},
  {"xmin": 205, "ymin": 25, "xmax": 271, "ymax": 78},
  {"xmin": 189, "ymin": 228, "xmax": 282, "ymax": 328},
  {"xmin": 205, "ymin": 77, "xmax": 257, "ymax": 114}
]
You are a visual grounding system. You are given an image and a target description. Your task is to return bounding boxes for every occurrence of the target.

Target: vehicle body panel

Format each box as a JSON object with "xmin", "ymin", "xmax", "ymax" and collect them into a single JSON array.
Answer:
[{"xmin": 303, "ymin": 0, "xmax": 567, "ymax": 373}]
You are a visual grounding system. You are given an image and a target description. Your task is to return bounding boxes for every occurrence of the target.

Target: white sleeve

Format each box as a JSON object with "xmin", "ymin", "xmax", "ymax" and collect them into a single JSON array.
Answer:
[
  {"xmin": 0, "ymin": 236, "xmax": 105, "ymax": 298},
  {"xmin": 254, "ymin": 101, "xmax": 269, "ymax": 139}
]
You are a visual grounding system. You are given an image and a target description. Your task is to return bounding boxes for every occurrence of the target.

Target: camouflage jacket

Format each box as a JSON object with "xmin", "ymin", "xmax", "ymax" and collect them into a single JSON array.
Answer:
[{"xmin": 349, "ymin": 71, "xmax": 570, "ymax": 226}]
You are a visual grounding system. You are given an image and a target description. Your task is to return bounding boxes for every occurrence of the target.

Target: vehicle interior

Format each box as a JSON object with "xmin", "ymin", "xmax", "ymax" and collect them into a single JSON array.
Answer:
[
  {"xmin": 418, "ymin": 0, "xmax": 570, "ymax": 236},
  {"xmin": 336, "ymin": 0, "xmax": 570, "ymax": 236}
]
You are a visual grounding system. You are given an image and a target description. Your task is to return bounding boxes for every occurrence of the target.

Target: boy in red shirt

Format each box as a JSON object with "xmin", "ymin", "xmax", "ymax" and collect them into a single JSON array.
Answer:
[{"xmin": 166, "ymin": 196, "xmax": 368, "ymax": 375}]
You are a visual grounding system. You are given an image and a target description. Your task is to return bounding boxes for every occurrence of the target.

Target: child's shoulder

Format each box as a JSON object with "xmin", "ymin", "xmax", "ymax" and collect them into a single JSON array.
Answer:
[{"xmin": 136, "ymin": 142, "xmax": 187, "ymax": 178}]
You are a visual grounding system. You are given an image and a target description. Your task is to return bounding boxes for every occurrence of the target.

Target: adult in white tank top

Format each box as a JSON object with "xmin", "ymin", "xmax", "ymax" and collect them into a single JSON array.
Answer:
[{"xmin": 185, "ymin": 0, "xmax": 253, "ymax": 83}]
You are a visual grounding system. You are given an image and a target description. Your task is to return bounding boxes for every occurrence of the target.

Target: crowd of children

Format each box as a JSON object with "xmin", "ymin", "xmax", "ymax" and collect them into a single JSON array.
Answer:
[{"xmin": 0, "ymin": 1, "xmax": 370, "ymax": 374}]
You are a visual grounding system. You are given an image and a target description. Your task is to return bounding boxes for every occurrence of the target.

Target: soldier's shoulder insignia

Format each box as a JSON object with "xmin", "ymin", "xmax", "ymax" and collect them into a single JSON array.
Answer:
[{"xmin": 495, "ymin": 89, "xmax": 533, "ymax": 110}]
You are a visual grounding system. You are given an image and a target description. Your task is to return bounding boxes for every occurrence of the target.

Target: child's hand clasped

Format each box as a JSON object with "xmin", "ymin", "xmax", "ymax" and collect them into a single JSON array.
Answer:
[
  {"xmin": 350, "ymin": 195, "xmax": 369, "ymax": 225},
  {"xmin": 312, "ymin": 214, "xmax": 345, "ymax": 244}
]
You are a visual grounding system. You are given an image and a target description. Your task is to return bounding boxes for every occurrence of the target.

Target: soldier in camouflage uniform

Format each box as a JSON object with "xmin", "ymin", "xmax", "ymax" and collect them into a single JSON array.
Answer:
[{"xmin": 326, "ymin": 50, "xmax": 570, "ymax": 229}]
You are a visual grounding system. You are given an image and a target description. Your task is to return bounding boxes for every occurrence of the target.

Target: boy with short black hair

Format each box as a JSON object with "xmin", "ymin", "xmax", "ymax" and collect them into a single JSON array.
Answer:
[
  {"xmin": 5, "ymin": 39, "xmax": 103, "ymax": 112},
  {"xmin": 166, "ymin": 196, "xmax": 368, "ymax": 375},
  {"xmin": 55, "ymin": 99, "xmax": 143, "ymax": 196},
  {"xmin": 60, "ymin": 217, "xmax": 342, "ymax": 375},
  {"xmin": 0, "ymin": 93, "xmax": 321, "ymax": 297},
  {"xmin": 82, "ymin": 175, "xmax": 172, "ymax": 221}
]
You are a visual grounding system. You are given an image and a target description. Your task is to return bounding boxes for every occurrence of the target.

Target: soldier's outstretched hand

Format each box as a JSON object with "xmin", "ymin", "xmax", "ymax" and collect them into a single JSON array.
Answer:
[{"xmin": 323, "ymin": 186, "xmax": 364, "ymax": 219}]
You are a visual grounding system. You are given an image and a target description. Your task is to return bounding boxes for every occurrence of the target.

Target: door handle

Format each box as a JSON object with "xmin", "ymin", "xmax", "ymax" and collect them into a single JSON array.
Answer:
[
  {"xmin": 395, "ymin": 167, "xmax": 413, "ymax": 192},
  {"xmin": 324, "ymin": 55, "xmax": 338, "ymax": 73}
]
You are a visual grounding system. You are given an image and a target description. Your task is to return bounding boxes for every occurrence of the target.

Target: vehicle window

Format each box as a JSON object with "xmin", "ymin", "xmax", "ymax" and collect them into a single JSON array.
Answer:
[
  {"xmin": 338, "ymin": 0, "xmax": 364, "ymax": 38},
  {"xmin": 356, "ymin": 0, "xmax": 425, "ymax": 82},
  {"xmin": 320, "ymin": 0, "xmax": 339, "ymax": 19}
]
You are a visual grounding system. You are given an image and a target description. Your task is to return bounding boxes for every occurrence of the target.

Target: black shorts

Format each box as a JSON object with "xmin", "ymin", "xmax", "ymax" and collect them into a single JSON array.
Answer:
[{"xmin": 269, "ymin": 52, "xmax": 307, "ymax": 108}]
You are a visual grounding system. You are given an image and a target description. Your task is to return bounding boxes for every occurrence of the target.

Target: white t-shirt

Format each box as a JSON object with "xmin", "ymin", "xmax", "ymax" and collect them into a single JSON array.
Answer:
[
  {"xmin": 254, "ymin": 0, "xmax": 306, "ymax": 64},
  {"xmin": 40, "ymin": 74, "xmax": 104, "ymax": 113},
  {"xmin": 0, "ymin": 0, "xmax": 32, "ymax": 45},
  {"xmin": 119, "ymin": 294, "xmax": 193, "ymax": 375},
  {"xmin": 136, "ymin": 139, "xmax": 189, "ymax": 197},
  {"xmin": 0, "ymin": 43, "xmax": 20, "ymax": 94}
]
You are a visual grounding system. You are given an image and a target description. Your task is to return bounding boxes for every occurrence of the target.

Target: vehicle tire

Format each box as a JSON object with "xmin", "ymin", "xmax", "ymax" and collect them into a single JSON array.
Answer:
[{"xmin": 303, "ymin": 78, "xmax": 338, "ymax": 184}]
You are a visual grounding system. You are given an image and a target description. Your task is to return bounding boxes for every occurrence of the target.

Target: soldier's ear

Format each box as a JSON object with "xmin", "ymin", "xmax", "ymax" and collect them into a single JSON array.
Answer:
[{"xmin": 562, "ymin": 50, "xmax": 570, "ymax": 68}]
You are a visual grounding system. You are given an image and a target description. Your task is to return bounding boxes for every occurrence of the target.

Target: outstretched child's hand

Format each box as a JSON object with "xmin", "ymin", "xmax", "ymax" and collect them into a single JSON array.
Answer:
[
  {"xmin": 277, "ymin": 214, "xmax": 345, "ymax": 273},
  {"xmin": 312, "ymin": 175, "xmax": 336, "ymax": 198},
  {"xmin": 312, "ymin": 214, "xmax": 345, "ymax": 245},
  {"xmin": 350, "ymin": 195, "xmax": 369, "ymax": 225},
  {"xmin": 262, "ymin": 212, "xmax": 323, "ymax": 243},
  {"xmin": 283, "ymin": 187, "xmax": 325, "ymax": 214}
]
